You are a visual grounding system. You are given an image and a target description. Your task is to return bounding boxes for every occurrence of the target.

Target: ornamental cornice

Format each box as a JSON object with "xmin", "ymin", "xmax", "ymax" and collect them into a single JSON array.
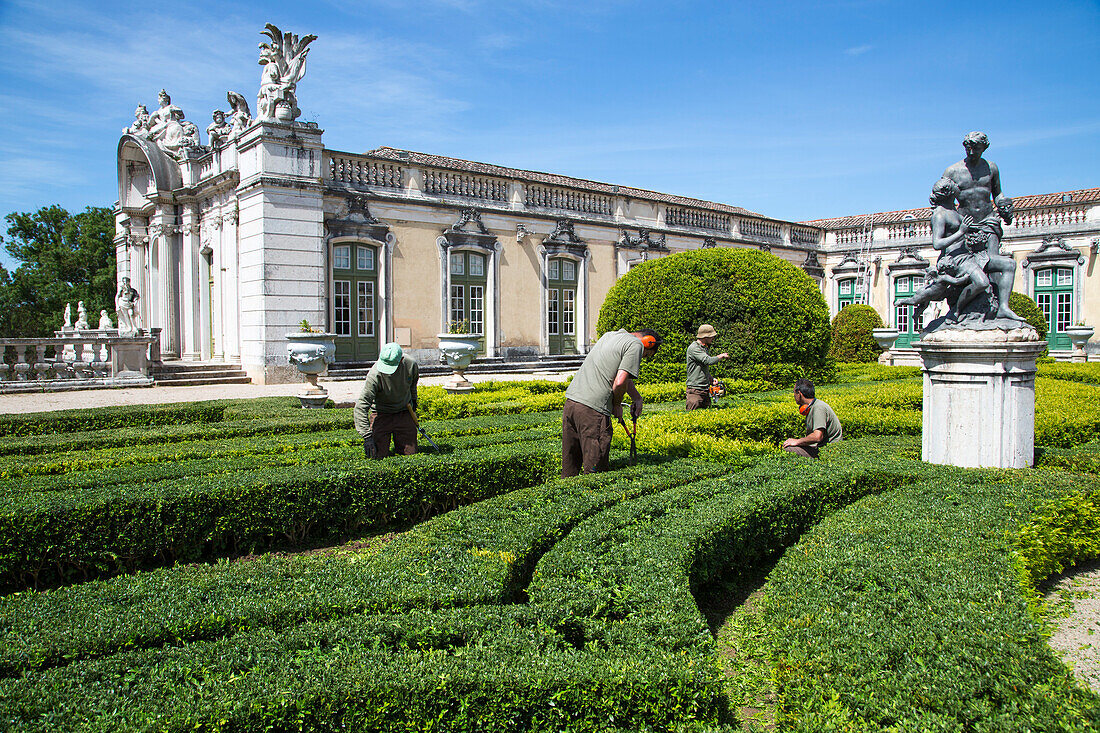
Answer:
[
  {"xmin": 616, "ymin": 227, "xmax": 668, "ymax": 251},
  {"xmin": 438, "ymin": 208, "xmax": 498, "ymax": 251},
  {"xmin": 1022, "ymin": 237, "xmax": 1085, "ymax": 269}
]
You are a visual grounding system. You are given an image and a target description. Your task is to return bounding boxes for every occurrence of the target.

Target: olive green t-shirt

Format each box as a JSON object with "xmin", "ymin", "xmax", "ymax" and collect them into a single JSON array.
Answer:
[
  {"xmin": 804, "ymin": 398, "xmax": 843, "ymax": 448},
  {"xmin": 353, "ymin": 356, "xmax": 419, "ymax": 439},
  {"xmin": 685, "ymin": 341, "xmax": 722, "ymax": 390},
  {"xmin": 564, "ymin": 329, "xmax": 643, "ymax": 416}
]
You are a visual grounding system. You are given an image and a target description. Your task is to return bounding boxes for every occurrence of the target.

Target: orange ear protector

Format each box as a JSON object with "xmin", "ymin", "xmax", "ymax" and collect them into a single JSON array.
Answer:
[{"xmin": 640, "ymin": 335, "xmax": 658, "ymax": 349}]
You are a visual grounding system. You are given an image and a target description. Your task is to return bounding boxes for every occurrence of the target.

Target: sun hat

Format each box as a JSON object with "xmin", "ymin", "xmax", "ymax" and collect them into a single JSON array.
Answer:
[
  {"xmin": 696, "ymin": 324, "xmax": 719, "ymax": 339},
  {"xmin": 375, "ymin": 342, "xmax": 403, "ymax": 375}
]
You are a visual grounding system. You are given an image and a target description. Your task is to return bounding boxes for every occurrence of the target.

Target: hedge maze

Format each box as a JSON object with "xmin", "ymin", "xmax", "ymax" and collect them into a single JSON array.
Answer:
[{"xmin": 2, "ymin": 369, "xmax": 1100, "ymax": 731}]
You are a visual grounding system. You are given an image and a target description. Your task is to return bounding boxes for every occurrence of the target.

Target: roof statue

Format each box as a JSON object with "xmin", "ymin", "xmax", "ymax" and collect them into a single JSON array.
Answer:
[
  {"xmin": 127, "ymin": 89, "xmax": 205, "ymax": 160},
  {"xmin": 894, "ymin": 132, "xmax": 1036, "ymax": 340},
  {"xmin": 227, "ymin": 91, "xmax": 253, "ymax": 139},
  {"xmin": 256, "ymin": 24, "xmax": 317, "ymax": 123},
  {"xmin": 206, "ymin": 109, "xmax": 232, "ymax": 148}
]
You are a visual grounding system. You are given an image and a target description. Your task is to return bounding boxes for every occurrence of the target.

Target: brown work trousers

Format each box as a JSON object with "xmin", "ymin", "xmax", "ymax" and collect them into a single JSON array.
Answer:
[
  {"xmin": 369, "ymin": 410, "xmax": 418, "ymax": 458},
  {"xmin": 782, "ymin": 443, "xmax": 820, "ymax": 459},
  {"xmin": 561, "ymin": 399, "xmax": 612, "ymax": 477},
  {"xmin": 686, "ymin": 387, "xmax": 711, "ymax": 411}
]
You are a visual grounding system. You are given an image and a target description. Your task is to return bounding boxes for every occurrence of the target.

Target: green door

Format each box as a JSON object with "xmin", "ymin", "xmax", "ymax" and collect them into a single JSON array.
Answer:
[
  {"xmin": 1034, "ymin": 267, "xmax": 1073, "ymax": 351},
  {"xmin": 449, "ymin": 250, "xmax": 486, "ymax": 355},
  {"xmin": 893, "ymin": 275, "xmax": 923, "ymax": 348},
  {"xmin": 547, "ymin": 257, "xmax": 578, "ymax": 355},
  {"xmin": 333, "ymin": 244, "xmax": 379, "ymax": 361}
]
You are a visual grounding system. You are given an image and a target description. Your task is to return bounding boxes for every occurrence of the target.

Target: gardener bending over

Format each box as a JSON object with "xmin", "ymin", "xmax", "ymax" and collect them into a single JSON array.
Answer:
[
  {"xmin": 782, "ymin": 378, "xmax": 842, "ymax": 458},
  {"xmin": 561, "ymin": 328, "xmax": 662, "ymax": 477},
  {"xmin": 685, "ymin": 323, "xmax": 729, "ymax": 410},
  {"xmin": 354, "ymin": 342, "xmax": 419, "ymax": 459}
]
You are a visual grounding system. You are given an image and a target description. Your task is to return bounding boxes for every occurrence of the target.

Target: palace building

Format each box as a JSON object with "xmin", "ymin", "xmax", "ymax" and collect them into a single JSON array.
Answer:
[{"xmin": 114, "ymin": 29, "xmax": 1099, "ymax": 384}]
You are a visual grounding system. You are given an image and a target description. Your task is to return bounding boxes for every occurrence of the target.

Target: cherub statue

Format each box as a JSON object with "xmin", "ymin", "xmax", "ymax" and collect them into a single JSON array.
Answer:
[
  {"xmin": 207, "ymin": 109, "xmax": 233, "ymax": 147},
  {"xmin": 227, "ymin": 91, "xmax": 253, "ymax": 139},
  {"xmin": 256, "ymin": 24, "xmax": 317, "ymax": 123},
  {"xmin": 98, "ymin": 309, "xmax": 113, "ymax": 330},
  {"xmin": 63, "ymin": 302, "xmax": 72, "ymax": 329}
]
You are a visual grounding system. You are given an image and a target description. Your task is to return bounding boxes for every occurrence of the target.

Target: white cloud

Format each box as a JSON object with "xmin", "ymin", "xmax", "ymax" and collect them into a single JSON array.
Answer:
[{"xmin": 844, "ymin": 44, "xmax": 873, "ymax": 56}]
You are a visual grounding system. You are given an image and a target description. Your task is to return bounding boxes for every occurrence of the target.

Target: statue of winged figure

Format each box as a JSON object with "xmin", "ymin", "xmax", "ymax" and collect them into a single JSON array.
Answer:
[
  {"xmin": 226, "ymin": 91, "xmax": 253, "ymax": 139},
  {"xmin": 256, "ymin": 23, "xmax": 317, "ymax": 123}
]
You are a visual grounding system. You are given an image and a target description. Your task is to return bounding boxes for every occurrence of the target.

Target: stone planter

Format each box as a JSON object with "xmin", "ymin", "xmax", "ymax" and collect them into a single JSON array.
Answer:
[
  {"xmin": 1066, "ymin": 325, "xmax": 1094, "ymax": 363},
  {"xmin": 437, "ymin": 333, "xmax": 483, "ymax": 393},
  {"xmin": 872, "ymin": 328, "xmax": 899, "ymax": 365},
  {"xmin": 286, "ymin": 331, "xmax": 336, "ymax": 407}
]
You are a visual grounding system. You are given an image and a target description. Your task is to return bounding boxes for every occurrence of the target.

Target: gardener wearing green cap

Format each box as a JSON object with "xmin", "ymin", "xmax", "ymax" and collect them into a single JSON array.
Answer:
[
  {"xmin": 354, "ymin": 342, "xmax": 420, "ymax": 459},
  {"xmin": 685, "ymin": 324, "xmax": 728, "ymax": 410}
]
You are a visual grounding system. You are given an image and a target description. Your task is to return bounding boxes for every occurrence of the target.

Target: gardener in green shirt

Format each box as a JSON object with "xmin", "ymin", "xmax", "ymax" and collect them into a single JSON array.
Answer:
[
  {"xmin": 782, "ymin": 378, "xmax": 843, "ymax": 458},
  {"xmin": 561, "ymin": 328, "xmax": 662, "ymax": 477},
  {"xmin": 354, "ymin": 342, "xmax": 420, "ymax": 459},
  {"xmin": 685, "ymin": 324, "xmax": 729, "ymax": 410}
]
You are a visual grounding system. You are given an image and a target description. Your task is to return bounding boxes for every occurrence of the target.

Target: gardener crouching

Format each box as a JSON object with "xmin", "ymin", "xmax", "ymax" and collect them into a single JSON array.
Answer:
[
  {"xmin": 561, "ymin": 328, "xmax": 663, "ymax": 477},
  {"xmin": 685, "ymin": 323, "xmax": 729, "ymax": 410},
  {"xmin": 782, "ymin": 378, "xmax": 843, "ymax": 458},
  {"xmin": 354, "ymin": 342, "xmax": 419, "ymax": 459}
]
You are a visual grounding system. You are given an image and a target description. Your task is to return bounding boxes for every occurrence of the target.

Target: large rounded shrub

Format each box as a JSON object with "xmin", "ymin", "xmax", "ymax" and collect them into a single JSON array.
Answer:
[
  {"xmin": 596, "ymin": 248, "xmax": 831, "ymax": 381},
  {"xmin": 1009, "ymin": 291, "xmax": 1047, "ymax": 341},
  {"xmin": 828, "ymin": 303, "xmax": 884, "ymax": 363}
]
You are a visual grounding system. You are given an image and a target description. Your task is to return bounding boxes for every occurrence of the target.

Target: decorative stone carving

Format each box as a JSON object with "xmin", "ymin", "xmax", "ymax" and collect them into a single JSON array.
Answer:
[
  {"xmin": 63, "ymin": 303, "xmax": 72, "ymax": 329},
  {"xmin": 1022, "ymin": 236, "xmax": 1085, "ymax": 269},
  {"xmin": 438, "ymin": 209, "xmax": 497, "ymax": 252},
  {"xmin": 116, "ymin": 277, "xmax": 141, "ymax": 335},
  {"xmin": 98, "ymin": 310, "xmax": 113, "ymax": 330},
  {"xmin": 256, "ymin": 24, "xmax": 317, "ymax": 123},
  {"xmin": 227, "ymin": 91, "xmax": 253, "ymax": 139},
  {"xmin": 206, "ymin": 110, "xmax": 232, "ymax": 148},
  {"xmin": 139, "ymin": 89, "xmax": 204, "ymax": 160},
  {"xmin": 541, "ymin": 219, "xmax": 588, "ymax": 259},
  {"xmin": 617, "ymin": 228, "xmax": 668, "ymax": 251},
  {"xmin": 801, "ymin": 250, "xmax": 824, "ymax": 278},
  {"xmin": 701, "ymin": 237, "xmax": 717, "ymax": 249}
]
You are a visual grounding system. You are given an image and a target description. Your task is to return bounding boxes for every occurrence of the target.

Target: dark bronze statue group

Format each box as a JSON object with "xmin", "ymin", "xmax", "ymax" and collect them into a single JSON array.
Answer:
[{"xmin": 895, "ymin": 132, "xmax": 1027, "ymax": 333}]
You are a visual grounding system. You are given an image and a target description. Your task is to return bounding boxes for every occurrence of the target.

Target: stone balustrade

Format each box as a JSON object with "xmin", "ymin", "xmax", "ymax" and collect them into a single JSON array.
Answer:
[
  {"xmin": 740, "ymin": 218, "xmax": 783, "ymax": 244},
  {"xmin": 886, "ymin": 220, "xmax": 932, "ymax": 241},
  {"xmin": 1012, "ymin": 205, "xmax": 1089, "ymax": 230},
  {"xmin": 328, "ymin": 155, "xmax": 404, "ymax": 189},
  {"xmin": 0, "ymin": 332, "xmax": 159, "ymax": 392},
  {"xmin": 424, "ymin": 170, "xmax": 509, "ymax": 202},
  {"xmin": 666, "ymin": 206, "xmax": 730, "ymax": 232}
]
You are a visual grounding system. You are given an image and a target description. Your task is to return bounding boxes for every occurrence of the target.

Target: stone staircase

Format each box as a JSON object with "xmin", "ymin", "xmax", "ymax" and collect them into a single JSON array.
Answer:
[
  {"xmin": 152, "ymin": 361, "xmax": 252, "ymax": 387},
  {"xmin": 322, "ymin": 353, "xmax": 585, "ymax": 382}
]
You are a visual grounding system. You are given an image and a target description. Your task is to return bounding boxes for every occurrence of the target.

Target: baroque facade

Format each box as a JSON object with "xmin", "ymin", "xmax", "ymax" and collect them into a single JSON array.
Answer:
[{"xmin": 114, "ymin": 27, "xmax": 1098, "ymax": 383}]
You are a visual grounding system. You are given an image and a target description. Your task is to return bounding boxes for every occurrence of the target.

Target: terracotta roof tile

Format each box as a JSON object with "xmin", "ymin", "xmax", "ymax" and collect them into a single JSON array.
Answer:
[{"xmin": 802, "ymin": 187, "xmax": 1100, "ymax": 229}]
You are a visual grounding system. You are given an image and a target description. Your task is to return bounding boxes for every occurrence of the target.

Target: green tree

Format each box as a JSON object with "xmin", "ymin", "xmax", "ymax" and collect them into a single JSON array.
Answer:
[
  {"xmin": 828, "ymin": 303, "xmax": 885, "ymax": 363},
  {"xmin": 0, "ymin": 205, "xmax": 115, "ymax": 337}
]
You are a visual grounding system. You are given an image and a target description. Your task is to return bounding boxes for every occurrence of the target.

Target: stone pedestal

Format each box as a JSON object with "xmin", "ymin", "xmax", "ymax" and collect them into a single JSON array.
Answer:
[{"xmin": 914, "ymin": 330, "xmax": 1046, "ymax": 469}]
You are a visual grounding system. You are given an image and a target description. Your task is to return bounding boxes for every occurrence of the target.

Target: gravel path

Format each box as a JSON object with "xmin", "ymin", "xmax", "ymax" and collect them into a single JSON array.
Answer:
[{"xmin": 1044, "ymin": 560, "xmax": 1100, "ymax": 695}]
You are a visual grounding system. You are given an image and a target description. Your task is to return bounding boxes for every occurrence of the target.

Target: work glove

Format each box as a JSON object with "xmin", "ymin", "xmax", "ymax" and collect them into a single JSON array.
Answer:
[{"xmin": 363, "ymin": 437, "xmax": 377, "ymax": 459}]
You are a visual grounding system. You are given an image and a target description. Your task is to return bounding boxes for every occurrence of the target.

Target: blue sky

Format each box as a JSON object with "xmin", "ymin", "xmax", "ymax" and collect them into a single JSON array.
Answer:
[{"xmin": 1, "ymin": 0, "xmax": 1098, "ymax": 271}]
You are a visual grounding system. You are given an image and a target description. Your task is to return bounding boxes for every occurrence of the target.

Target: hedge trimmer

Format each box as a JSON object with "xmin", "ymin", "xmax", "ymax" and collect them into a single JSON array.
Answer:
[
  {"xmin": 407, "ymin": 404, "xmax": 440, "ymax": 453},
  {"xmin": 617, "ymin": 414, "xmax": 637, "ymax": 463}
]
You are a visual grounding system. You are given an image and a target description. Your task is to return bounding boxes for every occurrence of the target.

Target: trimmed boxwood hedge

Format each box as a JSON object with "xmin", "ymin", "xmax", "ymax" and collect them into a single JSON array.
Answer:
[{"xmin": 827, "ymin": 303, "xmax": 884, "ymax": 363}]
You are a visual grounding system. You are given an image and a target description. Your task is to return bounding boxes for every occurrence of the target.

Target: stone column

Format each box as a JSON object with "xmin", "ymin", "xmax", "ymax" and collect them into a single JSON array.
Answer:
[
  {"xmin": 914, "ymin": 332, "xmax": 1046, "ymax": 469},
  {"xmin": 180, "ymin": 204, "xmax": 202, "ymax": 360}
]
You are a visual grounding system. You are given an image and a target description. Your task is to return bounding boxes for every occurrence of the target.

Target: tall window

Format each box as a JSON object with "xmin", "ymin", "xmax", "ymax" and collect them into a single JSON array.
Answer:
[
  {"xmin": 449, "ymin": 250, "xmax": 487, "ymax": 353},
  {"xmin": 1035, "ymin": 266, "xmax": 1074, "ymax": 351},
  {"xmin": 893, "ymin": 275, "xmax": 924, "ymax": 348},
  {"xmin": 837, "ymin": 277, "xmax": 864, "ymax": 312},
  {"xmin": 547, "ymin": 256, "xmax": 578, "ymax": 354}
]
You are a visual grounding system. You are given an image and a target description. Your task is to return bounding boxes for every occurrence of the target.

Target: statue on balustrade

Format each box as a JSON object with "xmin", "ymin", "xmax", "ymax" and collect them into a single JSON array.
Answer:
[
  {"xmin": 207, "ymin": 110, "xmax": 233, "ymax": 148},
  {"xmin": 894, "ymin": 132, "xmax": 1027, "ymax": 335},
  {"xmin": 227, "ymin": 91, "xmax": 253, "ymax": 140},
  {"xmin": 63, "ymin": 302, "xmax": 72, "ymax": 329},
  {"xmin": 256, "ymin": 24, "xmax": 317, "ymax": 123},
  {"xmin": 98, "ymin": 310, "xmax": 113, "ymax": 330},
  {"xmin": 74, "ymin": 301, "xmax": 89, "ymax": 331},
  {"xmin": 116, "ymin": 277, "xmax": 141, "ymax": 336},
  {"xmin": 140, "ymin": 89, "xmax": 203, "ymax": 160}
]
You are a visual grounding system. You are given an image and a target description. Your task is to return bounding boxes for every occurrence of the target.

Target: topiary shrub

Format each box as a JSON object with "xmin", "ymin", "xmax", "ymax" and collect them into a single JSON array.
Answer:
[
  {"xmin": 597, "ymin": 248, "xmax": 831, "ymax": 380},
  {"xmin": 1009, "ymin": 291, "xmax": 1047, "ymax": 340},
  {"xmin": 827, "ymin": 304, "xmax": 884, "ymax": 363}
]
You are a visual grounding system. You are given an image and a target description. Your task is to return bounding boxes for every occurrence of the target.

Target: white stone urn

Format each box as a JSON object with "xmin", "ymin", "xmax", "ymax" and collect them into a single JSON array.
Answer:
[
  {"xmin": 1066, "ymin": 324, "xmax": 1094, "ymax": 363},
  {"xmin": 872, "ymin": 327, "xmax": 900, "ymax": 364},
  {"xmin": 286, "ymin": 331, "xmax": 336, "ymax": 407},
  {"xmin": 437, "ymin": 333, "xmax": 483, "ymax": 393}
]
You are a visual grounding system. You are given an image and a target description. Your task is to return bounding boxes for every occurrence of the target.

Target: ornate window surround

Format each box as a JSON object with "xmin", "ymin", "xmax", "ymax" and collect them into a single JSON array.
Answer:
[
  {"xmin": 884, "ymin": 247, "xmax": 931, "ymax": 329},
  {"xmin": 1021, "ymin": 237, "xmax": 1086, "ymax": 316},
  {"xmin": 325, "ymin": 196, "xmax": 395, "ymax": 344},
  {"xmin": 538, "ymin": 220, "xmax": 590, "ymax": 354},
  {"xmin": 436, "ymin": 209, "xmax": 501, "ymax": 356},
  {"xmin": 828, "ymin": 251, "xmax": 870, "ymax": 317}
]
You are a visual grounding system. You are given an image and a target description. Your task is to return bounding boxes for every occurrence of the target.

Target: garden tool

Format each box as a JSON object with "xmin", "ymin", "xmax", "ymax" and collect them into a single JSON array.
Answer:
[
  {"xmin": 617, "ymin": 414, "xmax": 637, "ymax": 463},
  {"xmin": 407, "ymin": 404, "xmax": 441, "ymax": 453}
]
